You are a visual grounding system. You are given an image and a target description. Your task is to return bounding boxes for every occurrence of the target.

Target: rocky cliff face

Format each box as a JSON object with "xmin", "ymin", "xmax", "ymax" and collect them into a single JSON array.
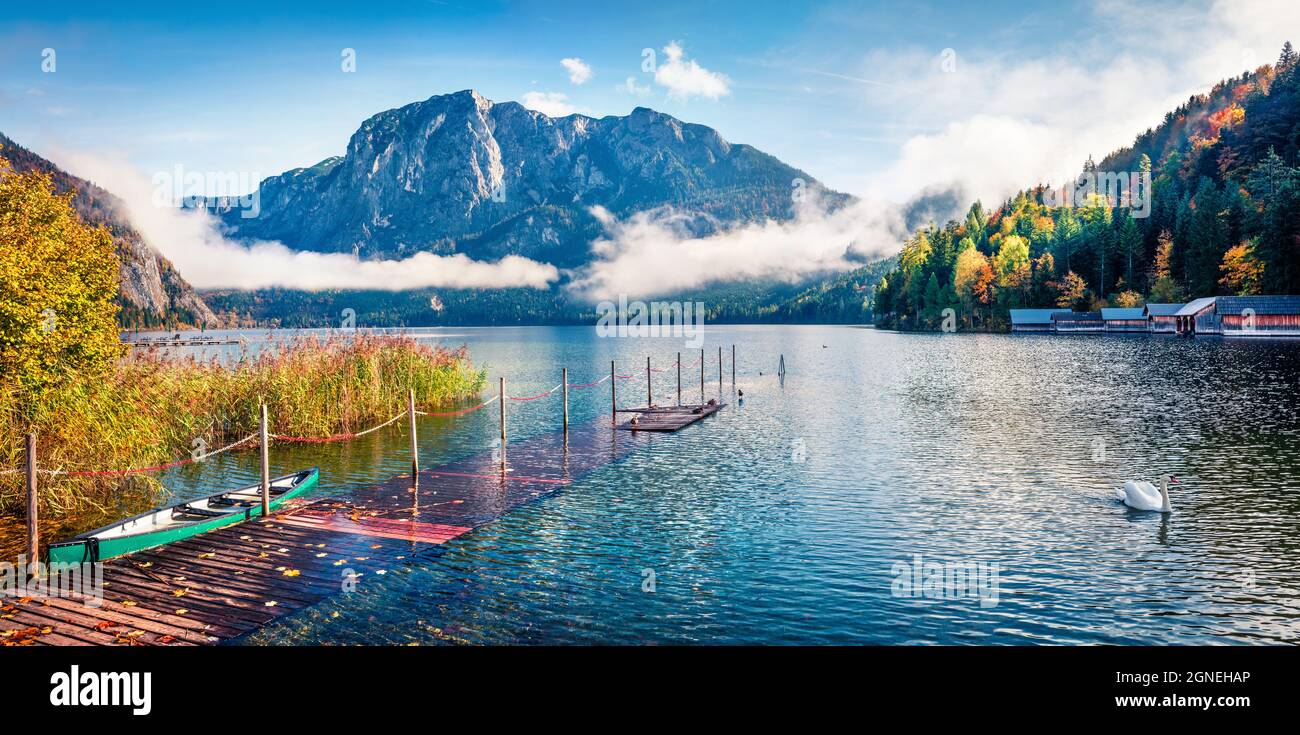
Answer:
[
  {"xmin": 220, "ymin": 90, "xmax": 847, "ymax": 268},
  {"xmin": 0, "ymin": 133, "xmax": 217, "ymax": 329}
]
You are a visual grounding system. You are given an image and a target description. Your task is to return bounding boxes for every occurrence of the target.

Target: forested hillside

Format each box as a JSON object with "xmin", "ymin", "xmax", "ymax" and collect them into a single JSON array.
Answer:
[{"xmin": 874, "ymin": 43, "xmax": 1300, "ymax": 331}]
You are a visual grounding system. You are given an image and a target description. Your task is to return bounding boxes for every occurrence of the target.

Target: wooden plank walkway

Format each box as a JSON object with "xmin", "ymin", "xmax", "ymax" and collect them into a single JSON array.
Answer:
[
  {"xmin": 2, "ymin": 415, "xmax": 696, "ymax": 646},
  {"xmin": 616, "ymin": 402, "xmax": 725, "ymax": 432}
]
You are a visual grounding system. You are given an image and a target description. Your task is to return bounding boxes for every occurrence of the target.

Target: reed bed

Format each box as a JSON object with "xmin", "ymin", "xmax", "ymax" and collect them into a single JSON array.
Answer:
[{"xmin": 0, "ymin": 334, "xmax": 485, "ymax": 520}]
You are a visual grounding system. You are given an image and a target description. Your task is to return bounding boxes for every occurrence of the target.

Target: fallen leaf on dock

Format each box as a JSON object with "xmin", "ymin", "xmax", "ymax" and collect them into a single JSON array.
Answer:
[
  {"xmin": 283, "ymin": 569, "xmax": 301, "ymax": 577},
  {"xmin": 197, "ymin": 552, "xmax": 215, "ymax": 559}
]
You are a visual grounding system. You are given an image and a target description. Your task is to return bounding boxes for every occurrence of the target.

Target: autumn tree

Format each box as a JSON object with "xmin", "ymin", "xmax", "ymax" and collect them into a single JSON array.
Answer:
[
  {"xmin": 1052, "ymin": 271, "xmax": 1089, "ymax": 310},
  {"xmin": 0, "ymin": 157, "xmax": 123, "ymax": 424},
  {"xmin": 1219, "ymin": 242, "xmax": 1265, "ymax": 295}
]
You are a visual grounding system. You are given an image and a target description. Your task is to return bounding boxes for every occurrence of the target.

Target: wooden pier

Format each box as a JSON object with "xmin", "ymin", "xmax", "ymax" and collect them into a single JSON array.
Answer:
[
  {"xmin": 1, "ymin": 417, "xmax": 681, "ymax": 646},
  {"xmin": 123, "ymin": 335, "xmax": 245, "ymax": 348},
  {"xmin": 615, "ymin": 402, "xmax": 725, "ymax": 432}
]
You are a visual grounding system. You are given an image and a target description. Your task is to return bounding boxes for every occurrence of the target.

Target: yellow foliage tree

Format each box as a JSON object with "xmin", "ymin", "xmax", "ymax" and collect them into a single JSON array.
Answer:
[
  {"xmin": 1218, "ymin": 242, "xmax": 1264, "ymax": 295},
  {"xmin": 0, "ymin": 157, "xmax": 123, "ymax": 424}
]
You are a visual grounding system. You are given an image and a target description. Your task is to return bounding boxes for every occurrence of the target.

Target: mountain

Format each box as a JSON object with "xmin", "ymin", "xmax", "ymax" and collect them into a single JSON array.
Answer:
[
  {"xmin": 0, "ymin": 133, "xmax": 218, "ymax": 329},
  {"xmin": 217, "ymin": 89, "xmax": 849, "ymax": 268},
  {"xmin": 873, "ymin": 42, "xmax": 1300, "ymax": 331}
]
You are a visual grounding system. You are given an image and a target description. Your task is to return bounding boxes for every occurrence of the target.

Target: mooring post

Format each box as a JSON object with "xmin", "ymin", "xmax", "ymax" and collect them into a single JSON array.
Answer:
[
  {"xmin": 700, "ymin": 348, "xmax": 705, "ymax": 403},
  {"xmin": 610, "ymin": 360, "xmax": 617, "ymax": 426},
  {"xmin": 499, "ymin": 377, "xmax": 506, "ymax": 444},
  {"xmin": 732, "ymin": 344, "xmax": 736, "ymax": 389},
  {"xmin": 718, "ymin": 346, "xmax": 723, "ymax": 392},
  {"xmin": 259, "ymin": 403, "xmax": 270, "ymax": 517},
  {"xmin": 646, "ymin": 356, "xmax": 652, "ymax": 406},
  {"xmin": 677, "ymin": 352, "xmax": 682, "ymax": 405},
  {"xmin": 25, "ymin": 432, "xmax": 38, "ymax": 564},
  {"xmin": 408, "ymin": 388, "xmax": 419, "ymax": 475},
  {"xmin": 562, "ymin": 367, "xmax": 569, "ymax": 435}
]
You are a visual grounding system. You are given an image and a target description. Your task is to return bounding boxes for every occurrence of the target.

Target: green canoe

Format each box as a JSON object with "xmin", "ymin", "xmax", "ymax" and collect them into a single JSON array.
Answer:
[{"xmin": 47, "ymin": 468, "xmax": 319, "ymax": 565}]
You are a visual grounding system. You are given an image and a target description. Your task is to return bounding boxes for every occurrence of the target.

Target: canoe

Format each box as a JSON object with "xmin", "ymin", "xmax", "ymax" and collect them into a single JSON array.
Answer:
[{"xmin": 47, "ymin": 468, "xmax": 319, "ymax": 565}]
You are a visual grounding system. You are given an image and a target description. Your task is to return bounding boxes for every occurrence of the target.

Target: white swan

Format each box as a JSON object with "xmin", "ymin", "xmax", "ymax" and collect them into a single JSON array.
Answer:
[{"xmin": 1116, "ymin": 475, "xmax": 1178, "ymax": 512}]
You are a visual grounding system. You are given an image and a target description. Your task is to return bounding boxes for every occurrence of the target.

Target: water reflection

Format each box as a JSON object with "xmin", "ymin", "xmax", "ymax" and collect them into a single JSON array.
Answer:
[{"xmin": 14, "ymin": 326, "xmax": 1300, "ymax": 644}]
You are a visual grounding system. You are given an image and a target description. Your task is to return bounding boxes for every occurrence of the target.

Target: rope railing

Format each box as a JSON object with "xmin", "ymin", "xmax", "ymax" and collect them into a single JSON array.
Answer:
[
  {"xmin": 271, "ymin": 410, "xmax": 409, "ymax": 443},
  {"xmin": 2, "ymin": 432, "xmax": 261, "ymax": 478},
  {"xmin": 9, "ymin": 345, "xmax": 744, "ymax": 558}
]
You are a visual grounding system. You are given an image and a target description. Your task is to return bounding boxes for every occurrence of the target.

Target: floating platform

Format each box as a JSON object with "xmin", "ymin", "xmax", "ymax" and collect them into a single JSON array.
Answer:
[
  {"xmin": 124, "ymin": 336, "xmax": 245, "ymax": 347},
  {"xmin": 616, "ymin": 402, "xmax": 725, "ymax": 432}
]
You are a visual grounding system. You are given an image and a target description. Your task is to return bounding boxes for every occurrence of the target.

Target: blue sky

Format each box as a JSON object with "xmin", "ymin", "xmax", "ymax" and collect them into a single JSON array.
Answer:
[
  {"xmin": 2, "ymin": 1, "xmax": 1296, "ymax": 295},
  {"xmin": 2, "ymin": 0, "xmax": 1105, "ymax": 196}
]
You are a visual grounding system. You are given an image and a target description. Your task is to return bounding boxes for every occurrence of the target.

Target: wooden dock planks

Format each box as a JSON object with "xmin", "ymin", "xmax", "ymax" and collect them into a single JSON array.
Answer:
[
  {"xmin": 616, "ymin": 402, "xmax": 725, "ymax": 432},
  {"xmin": 5, "ymin": 416, "xmax": 677, "ymax": 646}
]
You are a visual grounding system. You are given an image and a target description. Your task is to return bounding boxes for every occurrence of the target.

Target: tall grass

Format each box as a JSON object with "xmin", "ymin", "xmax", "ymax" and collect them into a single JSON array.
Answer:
[{"xmin": 0, "ymin": 334, "xmax": 485, "ymax": 520}]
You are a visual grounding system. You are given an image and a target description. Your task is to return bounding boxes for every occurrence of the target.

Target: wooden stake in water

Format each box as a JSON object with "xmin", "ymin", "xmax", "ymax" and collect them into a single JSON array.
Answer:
[
  {"xmin": 259, "ymin": 403, "xmax": 270, "ymax": 517},
  {"xmin": 610, "ymin": 360, "xmax": 616, "ymax": 426},
  {"xmin": 408, "ymin": 388, "xmax": 419, "ymax": 475},
  {"xmin": 562, "ymin": 367, "xmax": 569, "ymax": 435},
  {"xmin": 700, "ymin": 348, "xmax": 705, "ymax": 403},
  {"xmin": 499, "ymin": 377, "xmax": 506, "ymax": 444},
  {"xmin": 677, "ymin": 352, "xmax": 682, "ymax": 405},
  {"xmin": 718, "ymin": 346, "xmax": 723, "ymax": 393},
  {"xmin": 732, "ymin": 344, "xmax": 736, "ymax": 390},
  {"xmin": 646, "ymin": 356, "xmax": 652, "ymax": 406},
  {"xmin": 25, "ymin": 432, "xmax": 37, "ymax": 563}
]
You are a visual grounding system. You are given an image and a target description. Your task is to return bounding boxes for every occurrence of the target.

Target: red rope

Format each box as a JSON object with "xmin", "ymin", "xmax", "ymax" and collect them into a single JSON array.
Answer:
[
  {"xmin": 420, "ymin": 399, "xmax": 496, "ymax": 417},
  {"xmin": 273, "ymin": 432, "xmax": 357, "ymax": 443},
  {"xmin": 508, "ymin": 390, "xmax": 555, "ymax": 401},
  {"xmin": 67, "ymin": 457, "xmax": 196, "ymax": 477}
]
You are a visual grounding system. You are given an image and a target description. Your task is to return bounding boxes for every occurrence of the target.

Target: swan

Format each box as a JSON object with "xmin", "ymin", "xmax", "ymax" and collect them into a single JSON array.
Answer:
[{"xmin": 1116, "ymin": 475, "xmax": 1178, "ymax": 512}]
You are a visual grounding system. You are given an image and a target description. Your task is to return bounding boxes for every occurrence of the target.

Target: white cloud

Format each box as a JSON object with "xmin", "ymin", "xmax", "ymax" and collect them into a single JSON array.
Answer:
[
  {"xmin": 619, "ymin": 76, "xmax": 652, "ymax": 96},
  {"xmin": 560, "ymin": 57, "xmax": 593, "ymax": 85},
  {"xmin": 857, "ymin": 0, "xmax": 1300, "ymax": 208},
  {"xmin": 54, "ymin": 151, "xmax": 560, "ymax": 291},
  {"xmin": 520, "ymin": 91, "xmax": 577, "ymax": 117},
  {"xmin": 654, "ymin": 42, "xmax": 731, "ymax": 101},
  {"xmin": 568, "ymin": 195, "xmax": 911, "ymax": 300}
]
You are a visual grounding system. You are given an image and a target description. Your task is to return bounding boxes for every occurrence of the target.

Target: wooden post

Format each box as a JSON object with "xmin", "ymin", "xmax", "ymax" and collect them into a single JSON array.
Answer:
[
  {"xmin": 610, "ymin": 360, "xmax": 616, "ymax": 426},
  {"xmin": 499, "ymin": 377, "xmax": 506, "ymax": 444},
  {"xmin": 562, "ymin": 368, "xmax": 569, "ymax": 435},
  {"xmin": 718, "ymin": 346, "xmax": 722, "ymax": 392},
  {"xmin": 408, "ymin": 389, "xmax": 419, "ymax": 475},
  {"xmin": 700, "ymin": 348, "xmax": 705, "ymax": 403},
  {"xmin": 259, "ymin": 403, "xmax": 270, "ymax": 517},
  {"xmin": 677, "ymin": 352, "xmax": 682, "ymax": 405},
  {"xmin": 646, "ymin": 356, "xmax": 652, "ymax": 407},
  {"xmin": 25, "ymin": 433, "xmax": 37, "ymax": 563},
  {"xmin": 732, "ymin": 344, "xmax": 736, "ymax": 389}
]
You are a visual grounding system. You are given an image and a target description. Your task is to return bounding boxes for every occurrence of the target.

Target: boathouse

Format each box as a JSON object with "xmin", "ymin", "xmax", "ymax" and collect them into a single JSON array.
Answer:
[
  {"xmin": 1052, "ymin": 311, "xmax": 1105, "ymax": 332},
  {"xmin": 1009, "ymin": 309, "xmax": 1068, "ymax": 332},
  {"xmin": 1216, "ymin": 295, "xmax": 1300, "ymax": 337},
  {"xmin": 1101, "ymin": 307, "xmax": 1148, "ymax": 333},
  {"xmin": 1143, "ymin": 303, "xmax": 1184, "ymax": 334},
  {"xmin": 1174, "ymin": 297, "xmax": 1219, "ymax": 335}
]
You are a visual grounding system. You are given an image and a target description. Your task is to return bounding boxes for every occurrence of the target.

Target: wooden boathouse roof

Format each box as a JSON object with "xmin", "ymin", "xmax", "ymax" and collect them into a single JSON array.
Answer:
[{"xmin": 1216, "ymin": 295, "xmax": 1300, "ymax": 315}]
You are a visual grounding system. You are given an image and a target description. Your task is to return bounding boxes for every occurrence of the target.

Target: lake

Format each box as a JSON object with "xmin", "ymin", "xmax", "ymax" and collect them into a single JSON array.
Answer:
[{"xmin": 79, "ymin": 326, "xmax": 1300, "ymax": 643}]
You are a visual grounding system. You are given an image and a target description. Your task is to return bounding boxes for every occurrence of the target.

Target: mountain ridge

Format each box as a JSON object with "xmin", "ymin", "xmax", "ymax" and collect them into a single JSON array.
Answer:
[{"xmin": 217, "ymin": 89, "xmax": 851, "ymax": 268}]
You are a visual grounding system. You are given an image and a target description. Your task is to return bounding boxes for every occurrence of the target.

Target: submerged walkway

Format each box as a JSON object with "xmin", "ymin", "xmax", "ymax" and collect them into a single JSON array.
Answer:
[{"xmin": 1, "ymin": 414, "xmax": 716, "ymax": 646}]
